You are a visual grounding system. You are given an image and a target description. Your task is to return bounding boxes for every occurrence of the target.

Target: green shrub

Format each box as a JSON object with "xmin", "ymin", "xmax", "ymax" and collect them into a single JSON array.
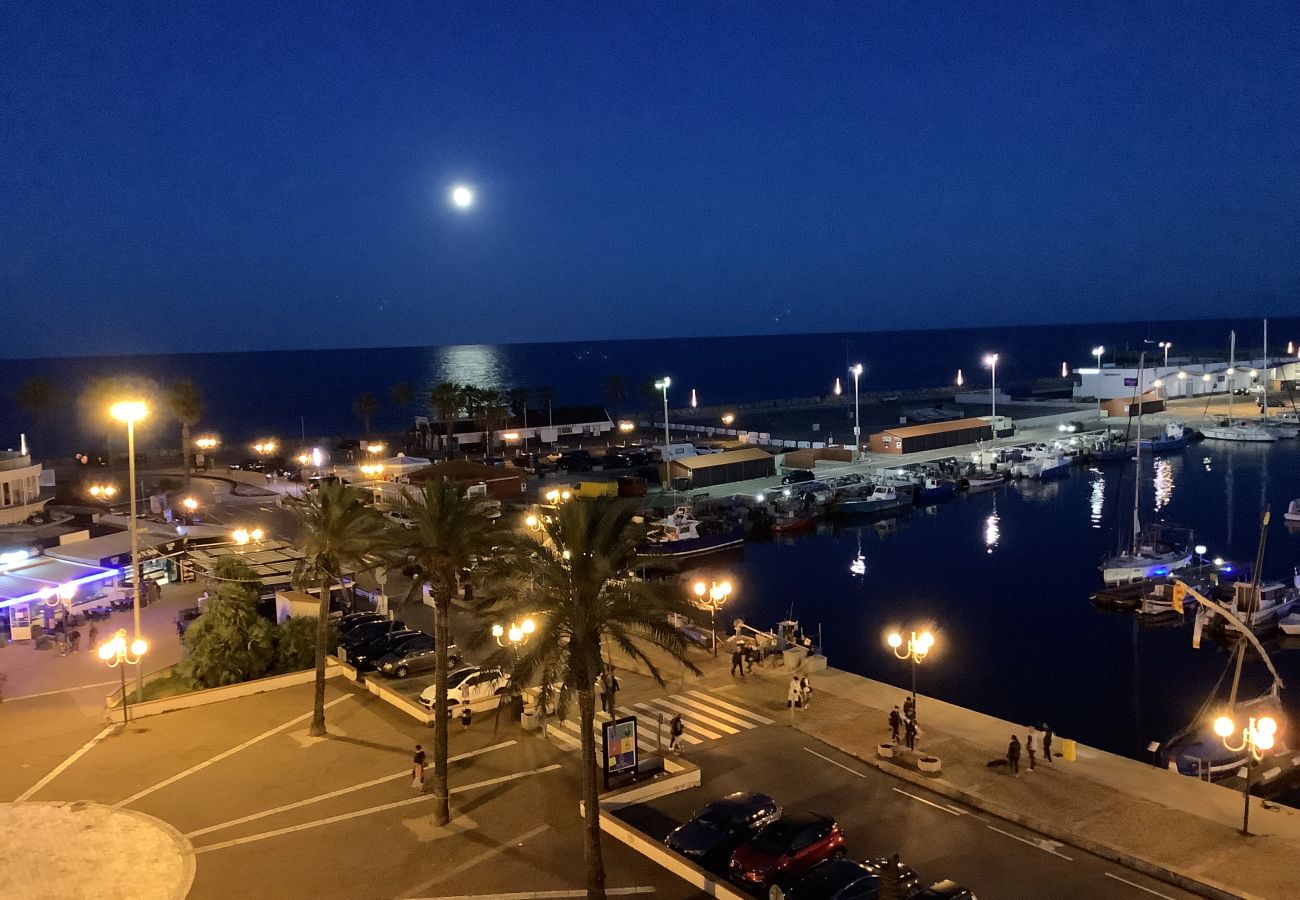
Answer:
[{"xmin": 275, "ymin": 615, "xmax": 336, "ymax": 673}]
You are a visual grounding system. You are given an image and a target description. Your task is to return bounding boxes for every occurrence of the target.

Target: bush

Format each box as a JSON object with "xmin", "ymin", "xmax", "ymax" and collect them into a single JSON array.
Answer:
[
  {"xmin": 275, "ymin": 616, "xmax": 336, "ymax": 674},
  {"xmin": 179, "ymin": 558, "xmax": 275, "ymax": 688}
]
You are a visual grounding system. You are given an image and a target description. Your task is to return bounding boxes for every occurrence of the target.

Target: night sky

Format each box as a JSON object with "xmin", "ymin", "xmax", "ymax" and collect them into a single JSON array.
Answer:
[{"xmin": 3, "ymin": 3, "xmax": 1297, "ymax": 358}]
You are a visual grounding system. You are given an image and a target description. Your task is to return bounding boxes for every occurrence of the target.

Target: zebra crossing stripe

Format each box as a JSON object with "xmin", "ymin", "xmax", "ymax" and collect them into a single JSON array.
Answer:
[
  {"xmin": 642, "ymin": 697, "xmax": 728, "ymax": 738},
  {"xmin": 548, "ymin": 726, "xmax": 581, "ymax": 750},
  {"xmin": 614, "ymin": 708, "xmax": 664, "ymax": 753},
  {"xmin": 665, "ymin": 694, "xmax": 757, "ymax": 732},
  {"xmin": 645, "ymin": 697, "xmax": 737, "ymax": 735},
  {"xmin": 687, "ymin": 690, "xmax": 775, "ymax": 725},
  {"xmin": 630, "ymin": 703, "xmax": 703, "ymax": 744}
]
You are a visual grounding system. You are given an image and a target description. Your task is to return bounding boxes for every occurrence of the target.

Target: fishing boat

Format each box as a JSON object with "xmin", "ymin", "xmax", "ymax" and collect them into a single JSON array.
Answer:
[
  {"xmin": 838, "ymin": 484, "xmax": 910, "ymax": 517},
  {"xmin": 1203, "ymin": 331, "xmax": 1278, "ymax": 443},
  {"xmin": 964, "ymin": 471, "xmax": 1007, "ymax": 490},
  {"xmin": 1280, "ymin": 613, "xmax": 1300, "ymax": 636},
  {"xmin": 917, "ymin": 476, "xmax": 955, "ymax": 501},
  {"xmin": 770, "ymin": 514, "xmax": 816, "ymax": 534},
  {"xmin": 1138, "ymin": 421, "xmax": 1190, "ymax": 454},
  {"xmin": 1286, "ymin": 500, "xmax": 1300, "ymax": 523},
  {"xmin": 639, "ymin": 507, "xmax": 745, "ymax": 558},
  {"xmin": 1207, "ymin": 577, "xmax": 1300, "ymax": 635},
  {"xmin": 1010, "ymin": 445, "xmax": 1069, "ymax": 479},
  {"xmin": 1091, "ymin": 440, "xmax": 1134, "ymax": 462}
]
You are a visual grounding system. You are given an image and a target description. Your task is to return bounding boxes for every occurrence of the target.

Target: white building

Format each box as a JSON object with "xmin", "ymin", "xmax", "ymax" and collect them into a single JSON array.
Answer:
[
  {"xmin": 1073, "ymin": 358, "xmax": 1297, "ymax": 402},
  {"xmin": 0, "ymin": 446, "xmax": 49, "ymax": 526}
]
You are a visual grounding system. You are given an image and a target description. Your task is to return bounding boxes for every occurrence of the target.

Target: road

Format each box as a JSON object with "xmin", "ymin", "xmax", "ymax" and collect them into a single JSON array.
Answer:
[{"xmin": 618, "ymin": 727, "xmax": 1196, "ymax": 900}]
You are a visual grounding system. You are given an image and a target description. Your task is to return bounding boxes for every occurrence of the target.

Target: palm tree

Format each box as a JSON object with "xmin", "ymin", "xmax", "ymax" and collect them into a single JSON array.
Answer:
[
  {"xmin": 167, "ymin": 380, "xmax": 202, "ymax": 485},
  {"xmin": 506, "ymin": 387, "xmax": 530, "ymax": 418},
  {"xmin": 475, "ymin": 389, "xmax": 508, "ymax": 459},
  {"xmin": 287, "ymin": 481, "xmax": 390, "ymax": 736},
  {"xmin": 536, "ymin": 385, "xmax": 556, "ymax": 437},
  {"xmin": 430, "ymin": 381, "xmax": 464, "ymax": 459},
  {"xmin": 603, "ymin": 375, "xmax": 626, "ymax": 423},
  {"xmin": 497, "ymin": 499, "xmax": 701, "ymax": 899},
  {"xmin": 14, "ymin": 377, "xmax": 63, "ymax": 453},
  {"xmin": 353, "ymin": 392, "xmax": 380, "ymax": 435},
  {"xmin": 397, "ymin": 478, "xmax": 501, "ymax": 825},
  {"xmin": 390, "ymin": 382, "xmax": 415, "ymax": 418}
]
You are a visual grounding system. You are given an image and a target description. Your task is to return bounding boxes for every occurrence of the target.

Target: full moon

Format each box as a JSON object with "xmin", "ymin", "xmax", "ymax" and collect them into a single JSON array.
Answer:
[{"xmin": 450, "ymin": 185, "xmax": 474, "ymax": 208}]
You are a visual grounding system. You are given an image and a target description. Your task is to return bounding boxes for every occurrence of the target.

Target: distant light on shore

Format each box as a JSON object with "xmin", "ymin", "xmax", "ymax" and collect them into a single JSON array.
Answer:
[{"xmin": 450, "ymin": 184, "xmax": 474, "ymax": 209}]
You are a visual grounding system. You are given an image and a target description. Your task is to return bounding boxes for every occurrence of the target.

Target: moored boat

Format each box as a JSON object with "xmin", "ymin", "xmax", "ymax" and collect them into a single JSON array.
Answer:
[
  {"xmin": 639, "ymin": 506, "xmax": 745, "ymax": 558},
  {"xmin": 1138, "ymin": 421, "xmax": 1190, "ymax": 453},
  {"xmin": 838, "ymin": 484, "xmax": 910, "ymax": 518},
  {"xmin": 1286, "ymin": 499, "xmax": 1300, "ymax": 523},
  {"xmin": 917, "ymin": 476, "xmax": 956, "ymax": 501}
]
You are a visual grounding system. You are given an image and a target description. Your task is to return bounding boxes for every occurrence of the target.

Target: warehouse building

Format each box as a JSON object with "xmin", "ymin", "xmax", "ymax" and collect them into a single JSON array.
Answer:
[
  {"xmin": 868, "ymin": 418, "xmax": 993, "ymax": 454},
  {"xmin": 667, "ymin": 447, "xmax": 775, "ymax": 489}
]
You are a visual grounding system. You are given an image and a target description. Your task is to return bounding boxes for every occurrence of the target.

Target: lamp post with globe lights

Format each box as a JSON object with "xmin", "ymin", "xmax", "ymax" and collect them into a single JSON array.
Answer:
[
  {"xmin": 887, "ymin": 628, "xmax": 935, "ymax": 725},
  {"xmin": 492, "ymin": 617, "xmax": 535, "ymax": 717},
  {"xmin": 654, "ymin": 377, "xmax": 672, "ymax": 455},
  {"xmin": 99, "ymin": 628, "xmax": 148, "ymax": 726},
  {"xmin": 110, "ymin": 399, "xmax": 149, "ymax": 701},
  {"xmin": 982, "ymin": 354, "xmax": 1000, "ymax": 425},
  {"xmin": 691, "ymin": 579, "xmax": 733, "ymax": 656},
  {"xmin": 849, "ymin": 363, "xmax": 863, "ymax": 459},
  {"xmin": 1092, "ymin": 346, "xmax": 1105, "ymax": 418},
  {"xmin": 1213, "ymin": 712, "xmax": 1280, "ymax": 835}
]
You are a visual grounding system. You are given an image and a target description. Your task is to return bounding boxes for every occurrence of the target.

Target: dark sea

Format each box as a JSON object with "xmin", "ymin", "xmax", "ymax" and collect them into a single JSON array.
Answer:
[{"xmin": 3, "ymin": 316, "xmax": 1299, "ymax": 455}]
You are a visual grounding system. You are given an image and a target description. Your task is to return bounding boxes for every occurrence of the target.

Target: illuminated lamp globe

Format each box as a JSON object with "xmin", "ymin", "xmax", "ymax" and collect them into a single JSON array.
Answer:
[
  {"xmin": 521, "ymin": 618, "xmax": 536, "ymax": 635},
  {"xmin": 917, "ymin": 631, "xmax": 935, "ymax": 651},
  {"xmin": 1257, "ymin": 732, "xmax": 1275, "ymax": 751},
  {"xmin": 693, "ymin": 581, "xmax": 707, "ymax": 597},
  {"xmin": 491, "ymin": 624, "xmax": 505, "ymax": 638},
  {"xmin": 1213, "ymin": 716, "xmax": 1235, "ymax": 738},
  {"xmin": 1257, "ymin": 716, "xmax": 1278, "ymax": 736},
  {"xmin": 130, "ymin": 638, "xmax": 148, "ymax": 657},
  {"xmin": 887, "ymin": 632, "xmax": 903, "ymax": 649},
  {"xmin": 451, "ymin": 185, "xmax": 474, "ymax": 208},
  {"xmin": 98, "ymin": 642, "xmax": 116, "ymax": 661}
]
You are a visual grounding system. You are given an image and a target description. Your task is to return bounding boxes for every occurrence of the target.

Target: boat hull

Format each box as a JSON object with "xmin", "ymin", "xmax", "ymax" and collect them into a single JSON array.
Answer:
[
  {"xmin": 639, "ymin": 524, "xmax": 745, "ymax": 558},
  {"xmin": 1101, "ymin": 553, "xmax": 1192, "ymax": 585}
]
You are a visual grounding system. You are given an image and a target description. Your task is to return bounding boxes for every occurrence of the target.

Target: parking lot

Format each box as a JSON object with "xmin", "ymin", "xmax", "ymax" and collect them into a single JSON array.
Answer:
[{"xmin": 617, "ymin": 727, "xmax": 1197, "ymax": 900}]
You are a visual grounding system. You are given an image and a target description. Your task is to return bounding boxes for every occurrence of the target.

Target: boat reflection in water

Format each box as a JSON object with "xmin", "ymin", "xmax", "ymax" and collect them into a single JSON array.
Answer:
[{"xmin": 1089, "ymin": 471, "xmax": 1106, "ymax": 529}]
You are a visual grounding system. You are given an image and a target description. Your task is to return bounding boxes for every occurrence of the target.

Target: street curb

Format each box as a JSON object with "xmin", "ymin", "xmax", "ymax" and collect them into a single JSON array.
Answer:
[{"xmin": 803, "ymin": 725, "xmax": 1255, "ymax": 900}]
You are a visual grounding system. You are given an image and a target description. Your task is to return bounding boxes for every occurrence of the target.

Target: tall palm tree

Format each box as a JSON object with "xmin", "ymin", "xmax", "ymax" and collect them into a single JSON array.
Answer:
[
  {"xmin": 167, "ymin": 380, "xmax": 202, "ymax": 485},
  {"xmin": 390, "ymin": 381, "xmax": 414, "ymax": 415},
  {"xmin": 430, "ymin": 381, "xmax": 464, "ymax": 459},
  {"xmin": 497, "ymin": 499, "xmax": 701, "ymax": 900},
  {"xmin": 474, "ymin": 388, "xmax": 508, "ymax": 459},
  {"xmin": 398, "ymin": 478, "xmax": 501, "ymax": 825},
  {"xmin": 288, "ymin": 481, "xmax": 390, "ymax": 736},
  {"xmin": 14, "ymin": 377, "xmax": 63, "ymax": 454},
  {"xmin": 353, "ymin": 392, "xmax": 380, "ymax": 435},
  {"xmin": 603, "ymin": 375, "xmax": 626, "ymax": 424}
]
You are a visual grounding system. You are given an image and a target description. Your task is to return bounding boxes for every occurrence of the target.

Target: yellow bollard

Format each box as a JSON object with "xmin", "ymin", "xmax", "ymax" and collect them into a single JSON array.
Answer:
[{"xmin": 1062, "ymin": 738, "xmax": 1077, "ymax": 762}]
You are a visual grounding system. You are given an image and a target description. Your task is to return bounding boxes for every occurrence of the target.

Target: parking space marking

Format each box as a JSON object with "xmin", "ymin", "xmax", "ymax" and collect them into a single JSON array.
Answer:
[
  {"xmin": 14, "ymin": 724, "xmax": 116, "ymax": 802},
  {"xmin": 186, "ymin": 740, "xmax": 517, "ymax": 838},
  {"xmin": 194, "ymin": 763, "xmax": 561, "ymax": 853},
  {"xmin": 115, "ymin": 693, "xmax": 353, "ymax": 808},
  {"xmin": 4, "ymin": 680, "xmax": 120, "ymax": 703},
  {"xmin": 410, "ymin": 889, "xmax": 655, "ymax": 900},
  {"xmin": 892, "ymin": 787, "xmax": 961, "ymax": 816},
  {"xmin": 803, "ymin": 747, "xmax": 866, "ymax": 778},
  {"xmin": 686, "ymin": 690, "xmax": 775, "ymax": 725},
  {"xmin": 1103, "ymin": 872, "xmax": 1176, "ymax": 899},
  {"xmin": 987, "ymin": 825, "xmax": 1074, "ymax": 861},
  {"xmin": 397, "ymin": 824, "xmax": 552, "ymax": 898}
]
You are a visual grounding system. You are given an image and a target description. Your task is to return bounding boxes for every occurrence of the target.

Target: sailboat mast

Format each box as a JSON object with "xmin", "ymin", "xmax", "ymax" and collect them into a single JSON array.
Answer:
[
  {"xmin": 1228, "ymin": 332, "xmax": 1235, "ymax": 420},
  {"xmin": 1262, "ymin": 319, "xmax": 1269, "ymax": 423},
  {"xmin": 1132, "ymin": 352, "xmax": 1144, "ymax": 553}
]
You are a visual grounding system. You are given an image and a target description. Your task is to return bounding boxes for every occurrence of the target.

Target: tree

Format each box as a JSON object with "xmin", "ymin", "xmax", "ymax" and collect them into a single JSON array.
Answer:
[
  {"xmin": 498, "ymin": 499, "xmax": 701, "ymax": 899},
  {"xmin": 637, "ymin": 376, "xmax": 660, "ymax": 410},
  {"xmin": 166, "ymin": 380, "xmax": 202, "ymax": 485},
  {"xmin": 506, "ymin": 387, "xmax": 530, "ymax": 418},
  {"xmin": 536, "ymin": 385, "xmax": 556, "ymax": 431},
  {"xmin": 276, "ymin": 615, "xmax": 334, "ymax": 673},
  {"xmin": 430, "ymin": 381, "xmax": 464, "ymax": 459},
  {"xmin": 470, "ymin": 388, "xmax": 508, "ymax": 459},
  {"xmin": 390, "ymin": 382, "xmax": 415, "ymax": 419},
  {"xmin": 353, "ymin": 392, "xmax": 380, "ymax": 435},
  {"xmin": 288, "ymin": 481, "xmax": 390, "ymax": 735},
  {"xmin": 14, "ymin": 377, "xmax": 63, "ymax": 454},
  {"xmin": 398, "ymin": 478, "xmax": 501, "ymax": 825},
  {"xmin": 603, "ymin": 375, "xmax": 626, "ymax": 423},
  {"xmin": 180, "ymin": 557, "xmax": 275, "ymax": 688}
]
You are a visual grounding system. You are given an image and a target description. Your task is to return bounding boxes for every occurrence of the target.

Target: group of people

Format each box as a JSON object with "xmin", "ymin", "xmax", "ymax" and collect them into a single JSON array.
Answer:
[
  {"xmin": 786, "ymin": 673, "xmax": 812, "ymax": 708},
  {"xmin": 729, "ymin": 643, "xmax": 758, "ymax": 678},
  {"xmin": 1006, "ymin": 724, "xmax": 1054, "ymax": 775},
  {"xmin": 887, "ymin": 696, "xmax": 920, "ymax": 750}
]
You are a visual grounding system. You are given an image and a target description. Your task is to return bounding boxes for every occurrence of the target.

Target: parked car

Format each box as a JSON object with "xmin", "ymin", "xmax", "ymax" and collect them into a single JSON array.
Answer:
[
  {"xmin": 339, "ymin": 619, "xmax": 406, "ymax": 652},
  {"xmin": 783, "ymin": 858, "xmax": 879, "ymax": 900},
  {"xmin": 665, "ymin": 791, "xmax": 782, "ymax": 866},
  {"xmin": 557, "ymin": 450, "xmax": 594, "ymax": 472},
  {"xmin": 602, "ymin": 450, "xmax": 631, "ymax": 469},
  {"xmin": 349, "ymin": 629, "xmax": 426, "ymax": 671},
  {"xmin": 419, "ymin": 665, "xmax": 509, "ymax": 711},
  {"xmin": 730, "ymin": 812, "xmax": 846, "ymax": 887},
  {"xmin": 861, "ymin": 857, "xmax": 922, "ymax": 897},
  {"xmin": 912, "ymin": 880, "xmax": 976, "ymax": 899},
  {"xmin": 376, "ymin": 633, "xmax": 458, "ymax": 678},
  {"xmin": 337, "ymin": 612, "xmax": 386, "ymax": 635},
  {"xmin": 385, "ymin": 509, "xmax": 416, "ymax": 529},
  {"xmin": 781, "ymin": 470, "xmax": 816, "ymax": 485}
]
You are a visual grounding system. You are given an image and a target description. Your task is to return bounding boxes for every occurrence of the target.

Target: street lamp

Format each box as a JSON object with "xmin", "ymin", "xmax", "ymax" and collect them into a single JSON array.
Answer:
[
  {"xmin": 886, "ymin": 628, "xmax": 935, "ymax": 725},
  {"xmin": 832, "ymin": 377, "xmax": 842, "ymax": 397},
  {"xmin": 365, "ymin": 442, "xmax": 386, "ymax": 455},
  {"xmin": 849, "ymin": 363, "xmax": 863, "ymax": 460},
  {"xmin": 492, "ymin": 617, "xmax": 535, "ymax": 716},
  {"xmin": 1092, "ymin": 347, "xmax": 1105, "ymax": 419},
  {"xmin": 231, "ymin": 527, "xmax": 265, "ymax": 550},
  {"xmin": 692, "ymin": 579, "xmax": 734, "ymax": 656},
  {"xmin": 110, "ymin": 399, "xmax": 148, "ymax": 702},
  {"xmin": 253, "ymin": 439, "xmax": 277, "ymax": 455},
  {"xmin": 98, "ymin": 628, "xmax": 147, "ymax": 726},
  {"xmin": 1194, "ymin": 544, "xmax": 1207, "ymax": 566},
  {"xmin": 1158, "ymin": 342, "xmax": 1172, "ymax": 368},
  {"xmin": 87, "ymin": 483, "xmax": 118, "ymax": 500},
  {"xmin": 450, "ymin": 184, "xmax": 474, "ymax": 209},
  {"xmin": 982, "ymin": 354, "xmax": 1000, "ymax": 425},
  {"xmin": 721, "ymin": 413, "xmax": 735, "ymax": 427},
  {"xmin": 1212, "ymin": 713, "xmax": 1279, "ymax": 835},
  {"xmin": 654, "ymin": 377, "xmax": 672, "ymax": 454},
  {"xmin": 180, "ymin": 496, "xmax": 199, "ymax": 524}
]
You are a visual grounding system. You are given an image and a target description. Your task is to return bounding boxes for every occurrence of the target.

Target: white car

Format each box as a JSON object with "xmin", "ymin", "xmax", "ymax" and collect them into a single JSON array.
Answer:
[
  {"xmin": 385, "ymin": 509, "xmax": 416, "ymax": 529},
  {"xmin": 419, "ymin": 665, "xmax": 510, "ymax": 712}
]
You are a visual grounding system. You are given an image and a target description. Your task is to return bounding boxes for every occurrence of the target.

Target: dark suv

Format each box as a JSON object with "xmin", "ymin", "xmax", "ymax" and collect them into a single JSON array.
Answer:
[
  {"xmin": 781, "ymin": 469, "xmax": 815, "ymax": 485},
  {"xmin": 557, "ymin": 450, "xmax": 594, "ymax": 472},
  {"xmin": 349, "ymin": 629, "xmax": 425, "ymax": 671},
  {"xmin": 375, "ymin": 633, "xmax": 458, "ymax": 678}
]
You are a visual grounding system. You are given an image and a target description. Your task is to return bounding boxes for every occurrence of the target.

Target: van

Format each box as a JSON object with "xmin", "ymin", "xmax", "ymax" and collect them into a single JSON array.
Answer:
[{"xmin": 657, "ymin": 443, "xmax": 698, "ymax": 461}]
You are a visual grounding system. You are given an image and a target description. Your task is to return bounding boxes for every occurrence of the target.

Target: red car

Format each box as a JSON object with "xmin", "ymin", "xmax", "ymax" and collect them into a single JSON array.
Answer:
[{"xmin": 729, "ymin": 811, "xmax": 846, "ymax": 887}]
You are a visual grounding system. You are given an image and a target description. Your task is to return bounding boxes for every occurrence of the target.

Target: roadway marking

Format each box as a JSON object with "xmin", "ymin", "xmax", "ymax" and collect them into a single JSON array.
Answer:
[
  {"xmin": 186, "ymin": 740, "xmax": 516, "ymax": 838},
  {"xmin": 636, "ymin": 700, "xmax": 718, "ymax": 740},
  {"xmin": 14, "ymin": 724, "xmax": 116, "ymax": 802},
  {"xmin": 410, "ymin": 889, "xmax": 655, "ymax": 900},
  {"xmin": 1103, "ymin": 873, "xmax": 1176, "ymax": 899},
  {"xmin": 4, "ymin": 680, "xmax": 121, "ymax": 702},
  {"xmin": 987, "ymin": 825, "xmax": 1074, "ymax": 860},
  {"xmin": 803, "ymin": 747, "xmax": 866, "ymax": 777},
  {"xmin": 194, "ymin": 764, "xmax": 562, "ymax": 853},
  {"xmin": 686, "ymin": 689, "xmax": 775, "ymax": 725},
  {"xmin": 397, "ymin": 824, "xmax": 552, "ymax": 897},
  {"xmin": 892, "ymin": 787, "xmax": 961, "ymax": 816},
  {"xmin": 115, "ymin": 694, "xmax": 353, "ymax": 808},
  {"xmin": 629, "ymin": 703, "xmax": 704, "ymax": 744},
  {"xmin": 644, "ymin": 697, "xmax": 733, "ymax": 735},
  {"xmin": 668, "ymin": 693, "xmax": 759, "ymax": 730}
]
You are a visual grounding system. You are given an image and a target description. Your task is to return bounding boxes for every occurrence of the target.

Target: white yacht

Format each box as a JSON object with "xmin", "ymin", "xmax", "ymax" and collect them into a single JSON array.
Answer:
[
  {"xmin": 1203, "ymin": 419, "xmax": 1278, "ymax": 442},
  {"xmin": 1010, "ymin": 444, "xmax": 1070, "ymax": 479}
]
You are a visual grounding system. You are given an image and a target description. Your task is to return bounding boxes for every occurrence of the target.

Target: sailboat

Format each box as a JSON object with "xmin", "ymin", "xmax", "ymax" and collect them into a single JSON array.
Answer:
[
  {"xmin": 1203, "ymin": 330, "xmax": 1276, "ymax": 443},
  {"xmin": 1101, "ymin": 351, "xmax": 1194, "ymax": 585},
  {"xmin": 1258, "ymin": 320, "xmax": 1298, "ymax": 438}
]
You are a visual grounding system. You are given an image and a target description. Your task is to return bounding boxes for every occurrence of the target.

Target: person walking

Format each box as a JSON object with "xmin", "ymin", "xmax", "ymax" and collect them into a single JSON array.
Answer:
[
  {"xmin": 669, "ymin": 713, "xmax": 685, "ymax": 752},
  {"xmin": 460, "ymin": 683, "xmax": 473, "ymax": 729},
  {"xmin": 902, "ymin": 694, "xmax": 915, "ymax": 723},
  {"xmin": 1042, "ymin": 724, "xmax": 1054, "ymax": 763},
  {"xmin": 889, "ymin": 706, "xmax": 902, "ymax": 743},
  {"xmin": 787, "ymin": 675, "xmax": 802, "ymax": 708},
  {"xmin": 412, "ymin": 744, "xmax": 426, "ymax": 792},
  {"xmin": 1007, "ymin": 734, "xmax": 1021, "ymax": 776},
  {"xmin": 87, "ymin": 623, "xmax": 99, "ymax": 652},
  {"xmin": 605, "ymin": 668, "xmax": 620, "ymax": 713},
  {"xmin": 1026, "ymin": 728, "xmax": 1037, "ymax": 771},
  {"xmin": 731, "ymin": 646, "xmax": 745, "ymax": 679},
  {"xmin": 799, "ymin": 675, "xmax": 812, "ymax": 709},
  {"xmin": 904, "ymin": 716, "xmax": 917, "ymax": 751}
]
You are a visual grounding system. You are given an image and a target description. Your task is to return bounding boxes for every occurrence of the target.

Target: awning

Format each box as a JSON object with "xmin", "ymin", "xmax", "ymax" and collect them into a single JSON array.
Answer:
[{"xmin": 0, "ymin": 556, "xmax": 120, "ymax": 610}]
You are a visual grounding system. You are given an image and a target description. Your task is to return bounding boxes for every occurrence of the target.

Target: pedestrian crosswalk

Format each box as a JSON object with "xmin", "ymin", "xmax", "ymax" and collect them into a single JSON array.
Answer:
[{"xmin": 547, "ymin": 688, "xmax": 773, "ymax": 753}]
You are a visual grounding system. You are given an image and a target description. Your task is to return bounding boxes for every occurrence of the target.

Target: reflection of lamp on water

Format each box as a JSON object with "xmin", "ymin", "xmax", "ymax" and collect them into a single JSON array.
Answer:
[
  {"xmin": 849, "ymin": 531, "xmax": 866, "ymax": 576},
  {"xmin": 1213, "ymin": 713, "xmax": 1280, "ymax": 835},
  {"xmin": 99, "ymin": 628, "xmax": 148, "ymax": 726}
]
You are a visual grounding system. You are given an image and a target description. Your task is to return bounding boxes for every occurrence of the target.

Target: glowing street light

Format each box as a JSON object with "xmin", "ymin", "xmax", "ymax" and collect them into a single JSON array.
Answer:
[
  {"xmin": 886, "ymin": 628, "xmax": 936, "ymax": 727},
  {"xmin": 1157, "ymin": 341, "xmax": 1172, "ymax": 368},
  {"xmin": 1213, "ymin": 712, "xmax": 1281, "ymax": 835},
  {"xmin": 617, "ymin": 421, "xmax": 635, "ymax": 434},
  {"xmin": 849, "ymin": 363, "xmax": 864, "ymax": 460},
  {"xmin": 365, "ymin": 442, "xmax": 386, "ymax": 455},
  {"xmin": 87, "ymin": 483, "xmax": 118, "ymax": 500},
  {"xmin": 982, "ymin": 354, "xmax": 1000, "ymax": 424},
  {"xmin": 231, "ymin": 527, "xmax": 265, "ymax": 547},
  {"xmin": 1091, "ymin": 346, "xmax": 1105, "ymax": 419},
  {"xmin": 195, "ymin": 436, "xmax": 219, "ymax": 450},
  {"xmin": 721, "ymin": 413, "xmax": 736, "ymax": 426},
  {"xmin": 109, "ymin": 399, "xmax": 148, "ymax": 702},
  {"xmin": 691, "ymin": 579, "xmax": 734, "ymax": 656},
  {"xmin": 955, "ymin": 369, "xmax": 963, "ymax": 387},
  {"xmin": 654, "ymin": 377, "xmax": 672, "ymax": 455},
  {"xmin": 98, "ymin": 628, "xmax": 147, "ymax": 726},
  {"xmin": 450, "ymin": 184, "xmax": 474, "ymax": 209},
  {"xmin": 253, "ymin": 439, "xmax": 277, "ymax": 455},
  {"xmin": 180, "ymin": 496, "xmax": 199, "ymax": 523}
]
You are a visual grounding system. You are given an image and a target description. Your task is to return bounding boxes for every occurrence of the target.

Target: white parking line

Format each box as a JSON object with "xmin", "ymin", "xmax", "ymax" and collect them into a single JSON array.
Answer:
[
  {"xmin": 803, "ymin": 747, "xmax": 865, "ymax": 777},
  {"xmin": 396, "ymin": 824, "xmax": 551, "ymax": 897},
  {"xmin": 194, "ymin": 764, "xmax": 561, "ymax": 853},
  {"xmin": 891, "ymin": 787, "xmax": 961, "ymax": 816},
  {"xmin": 4, "ymin": 680, "xmax": 120, "ymax": 702},
  {"xmin": 186, "ymin": 740, "xmax": 516, "ymax": 838},
  {"xmin": 987, "ymin": 825, "xmax": 1074, "ymax": 860},
  {"xmin": 410, "ymin": 889, "xmax": 655, "ymax": 900},
  {"xmin": 1103, "ymin": 872, "xmax": 1176, "ymax": 899},
  {"xmin": 14, "ymin": 724, "xmax": 116, "ymax": 802},
  {"xmin": 115, "ymin": 694, "xmax": 353, "ymax": 808}
]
